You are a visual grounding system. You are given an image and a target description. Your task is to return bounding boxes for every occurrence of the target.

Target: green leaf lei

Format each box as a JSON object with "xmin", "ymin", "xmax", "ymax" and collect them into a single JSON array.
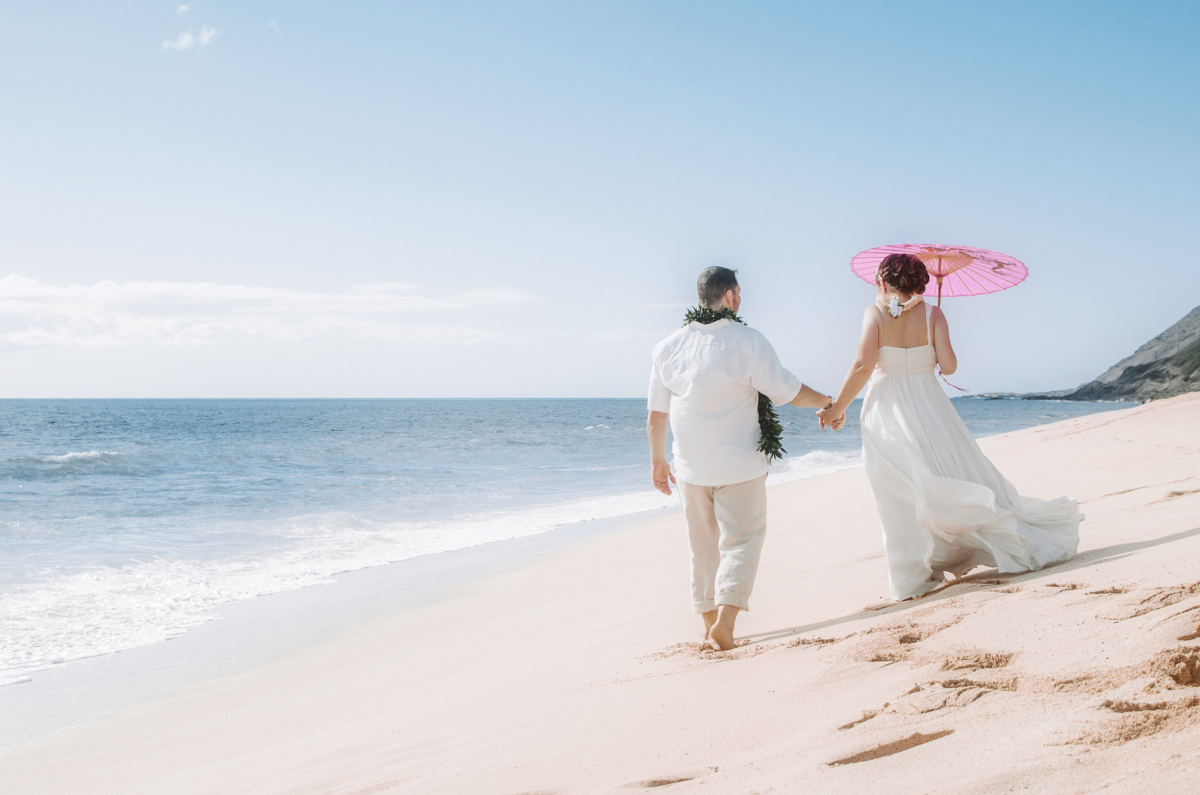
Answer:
[{"xmin": 683, "ymin": 306, "xmax": 787, "ymax": 462}]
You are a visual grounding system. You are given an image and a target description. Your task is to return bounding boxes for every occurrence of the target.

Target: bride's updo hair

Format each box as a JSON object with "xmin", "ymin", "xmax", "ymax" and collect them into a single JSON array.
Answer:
[{"xmin": 876, "ymin": 253, "xmax": 930, "ymax": 295}]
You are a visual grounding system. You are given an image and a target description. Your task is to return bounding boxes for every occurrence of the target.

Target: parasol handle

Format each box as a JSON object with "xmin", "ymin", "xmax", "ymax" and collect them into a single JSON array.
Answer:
[
  {"xmin": 936, "ymin": 275, "xmax": 943, "ymax": 307},
  {"xmin": 938, "ymin": 365, "xmax": 967, "ymax": 392}
]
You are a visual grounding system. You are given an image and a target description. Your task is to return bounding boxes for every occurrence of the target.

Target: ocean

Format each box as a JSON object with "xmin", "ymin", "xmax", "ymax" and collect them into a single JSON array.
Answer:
[{"xmin": 0, "ymin": 397, "xmax": 1131, "ymax": 685}]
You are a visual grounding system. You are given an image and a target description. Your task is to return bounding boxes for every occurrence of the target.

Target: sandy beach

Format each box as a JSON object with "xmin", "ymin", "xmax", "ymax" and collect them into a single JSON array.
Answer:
[{"xmin": 3, "ymin": 393, "xmax": 1199, "ymax": 794}]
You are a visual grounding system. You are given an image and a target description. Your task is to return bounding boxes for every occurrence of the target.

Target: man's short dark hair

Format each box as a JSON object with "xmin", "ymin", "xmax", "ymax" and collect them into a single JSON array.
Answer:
[{"xmin": 697, "ymin": 266, "xmax": 739, "ymax": 307}]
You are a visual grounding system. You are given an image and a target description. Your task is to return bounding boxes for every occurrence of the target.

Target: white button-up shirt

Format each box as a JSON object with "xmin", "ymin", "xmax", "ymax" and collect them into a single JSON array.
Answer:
[{"xmin": 648, "ymin": 318, "xmax": 802, "ymax": 487}]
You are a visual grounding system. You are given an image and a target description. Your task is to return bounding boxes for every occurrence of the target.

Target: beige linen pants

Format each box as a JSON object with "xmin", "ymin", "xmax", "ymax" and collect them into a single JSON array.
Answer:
[{"xmin": 677, "ymin": 474, "xmax": 768, "ymax": 613}]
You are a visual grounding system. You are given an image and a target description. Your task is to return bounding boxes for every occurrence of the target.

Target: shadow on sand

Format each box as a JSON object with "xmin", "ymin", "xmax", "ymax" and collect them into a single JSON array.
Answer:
[{"xmin": 741, "ymin": 526, "xmax": 1200, "ymax": 646}]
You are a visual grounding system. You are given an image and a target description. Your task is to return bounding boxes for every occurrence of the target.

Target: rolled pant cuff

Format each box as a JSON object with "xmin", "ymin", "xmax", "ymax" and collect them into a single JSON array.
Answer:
[
  {"xmin": 716, "ymin": 592, "xmax": 750, "ymax": 610},
  {"xmin": 691, "ymin": 600, "xmax": 717, "ymax": 614}
]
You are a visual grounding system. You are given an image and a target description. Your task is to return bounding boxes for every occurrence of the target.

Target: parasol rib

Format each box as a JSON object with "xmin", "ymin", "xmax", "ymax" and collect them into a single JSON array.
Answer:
[{"xmin": 955, "ymin": 267, "xmax": 990, "ymax": 296}]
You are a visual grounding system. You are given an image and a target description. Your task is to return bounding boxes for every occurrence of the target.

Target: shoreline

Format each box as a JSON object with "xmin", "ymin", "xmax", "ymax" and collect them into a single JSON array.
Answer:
[
  {"xmin": 0, "ymin": 412, "xmax": 1034, "ymax": 729},
  {"xmin": 5, "ymin": 396, "xmax": 1199, "ymax": 793},
  {"xmin": 0, "ymin": 505, "xmax": 678, "ymax": 749},
  {"xmin": 0, "ymin": 438, "xmax": 867, "ymax": 748},
  {"xmin": 0, "ymin": 397, "xmax": 1126, "ymax": 693},
  {"xmin": 0, "ymin": 450, "xmax": 866, "ymax": 696}
]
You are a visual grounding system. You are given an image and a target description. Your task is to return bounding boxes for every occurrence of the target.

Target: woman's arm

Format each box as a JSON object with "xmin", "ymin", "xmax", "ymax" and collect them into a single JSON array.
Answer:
[
  {"xmin": 822, "ymin": 307, "xmax": 881, "ymax": 424},
  {"xmin": 930, "ymin": 306, "xmax": 957, "ymax": 375}
]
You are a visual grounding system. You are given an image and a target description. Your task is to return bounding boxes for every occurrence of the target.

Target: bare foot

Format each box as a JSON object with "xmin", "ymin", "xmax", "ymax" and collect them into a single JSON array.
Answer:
[
  {"xmin": 948, "ymin": 566, "xmax": 978, "ymax": 583},
  {"xmin": 709, "ymin": 622, "xmax": 735, "ymax": 651},
  {"xmin": 701, "ymin": 610, "xmax": 717, "ymax": 641},
  {"xmin": 708, "ymin": 605, "xmax": 740, "ymax": 651}
]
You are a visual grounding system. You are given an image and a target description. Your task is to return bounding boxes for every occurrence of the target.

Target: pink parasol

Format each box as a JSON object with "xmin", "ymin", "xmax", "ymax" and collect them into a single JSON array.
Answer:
[{"xmin": 850, "ymin": 243, "xmax": 1028, "ymax": 306}]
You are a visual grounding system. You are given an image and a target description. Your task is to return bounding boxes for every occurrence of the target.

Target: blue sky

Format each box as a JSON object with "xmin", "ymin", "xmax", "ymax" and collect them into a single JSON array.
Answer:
[{"xmin": 1, "ymin": 1, "xmax": 1197, "ymax": 397}]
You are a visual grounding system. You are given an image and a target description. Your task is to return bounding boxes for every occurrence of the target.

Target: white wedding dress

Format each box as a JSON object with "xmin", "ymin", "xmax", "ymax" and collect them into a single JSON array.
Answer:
[{"xmin": 861, "ymin": 303, "xmax": 1081, "ymax": 601}]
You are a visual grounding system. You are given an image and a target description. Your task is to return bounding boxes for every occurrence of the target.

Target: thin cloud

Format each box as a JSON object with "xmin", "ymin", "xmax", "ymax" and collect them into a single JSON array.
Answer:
[
  {"xmin": 163, "ymin": 32, "xmax": 196, "ymax": 51},
  {"xmin": 163, "ymin": 26, "xmax": 219, "ymax": 52},
  {"xmin": 267, "ymin": 21, "xmax": 281, "ymax": 34},
  {"xmin": 0, "ymin": 276, "xmax": 536, "ymax": 349},
  {"xmin": 177, "ymin": 4, "xmax": 190, "ymax": 16}
]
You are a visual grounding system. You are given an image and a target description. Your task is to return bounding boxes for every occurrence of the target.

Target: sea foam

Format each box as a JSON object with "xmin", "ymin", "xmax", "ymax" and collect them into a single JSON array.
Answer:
[
  {"xmin": 38, "ymin": 450, "xmax": 118, "ymax": 464},
  {"xmin": 0, "ymin": 397, "xmax": 1129, "ymax": 686},
  {"xmin": 0, "ymin": 490, "xmax": 675, "ymax": 683},
  {"xmin": 0, "ymin": 451, "xmax": 857, "ymax": 685}
]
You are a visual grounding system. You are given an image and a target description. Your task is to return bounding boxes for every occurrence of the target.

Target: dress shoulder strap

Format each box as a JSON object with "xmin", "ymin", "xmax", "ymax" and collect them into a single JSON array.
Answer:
[
  {"xmin": 924, "ymin": 302, "xmax": 933, "ymax": 347},
  {"xmin": 872, "ymin": 303, "xmax": 887, "ymax": 347}
]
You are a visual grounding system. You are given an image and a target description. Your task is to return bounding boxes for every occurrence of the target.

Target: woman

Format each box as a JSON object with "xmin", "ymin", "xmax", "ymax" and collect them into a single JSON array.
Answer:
[{"xmin": 818, "ymin": 253, "xmax": 1081, "ymax": 601}]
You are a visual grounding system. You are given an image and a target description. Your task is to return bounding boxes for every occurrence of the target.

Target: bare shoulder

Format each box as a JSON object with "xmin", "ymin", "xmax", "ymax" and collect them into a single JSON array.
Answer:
[
  {"xmin": 862, "ymin": 304, "xmax": 884, "ymax": 328},
  {"xmin": 929, "ymin": 304, "xmax": 948, "ymax": 323}
]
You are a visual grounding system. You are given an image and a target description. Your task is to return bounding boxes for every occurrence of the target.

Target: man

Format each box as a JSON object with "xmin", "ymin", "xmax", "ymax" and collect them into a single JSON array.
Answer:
[{"xmin": 647, "ymin": 267, "xmax": 832, "ymax": 651}]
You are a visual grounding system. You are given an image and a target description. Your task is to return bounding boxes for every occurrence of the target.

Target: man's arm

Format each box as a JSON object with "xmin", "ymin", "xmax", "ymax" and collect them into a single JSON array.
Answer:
[
  {"xmin": 647, "ymin": 410, "xmax": 676, "ymax": 496},
  {"xmin": 746, "ymin": 331, "xmax": 831, "ymax": 415},
  {"xmin": 789, "ymin": 384, "xmax": 833, "ymax": 409}
]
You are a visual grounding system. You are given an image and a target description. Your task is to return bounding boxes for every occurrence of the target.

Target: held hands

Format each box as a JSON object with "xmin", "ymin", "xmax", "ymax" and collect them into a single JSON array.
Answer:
[
  {"xmin": 652, "ymin": 461, "xmax": 676, "ymax": 496},
  {"xmin": 816, "ymin": 401, "xmax": 846, "ymax": 432}
]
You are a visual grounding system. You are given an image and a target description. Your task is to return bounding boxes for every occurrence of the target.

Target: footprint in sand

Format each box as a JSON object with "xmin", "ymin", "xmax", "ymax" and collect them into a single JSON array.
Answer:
[
  {"xmin": 1050, "ymin": 647, "xmax": 1200, "ymax": 745},
  {"xmin": 1052, "ymin": 645, "xmax": 1200, "ymax": 695},
  {"xmin": 786, "ymin": 635, "xmax": 842, "ymax": 649},
  {"xmin": 854, "ymin": 614, "xmax": 966, "ymax": 664},
  {"xmin": 939, "ymin": 650, "xmax": 1015, "ymax": 672},
  {"xmin": 1155, "ymin": 647, "xmax": 1200, "ymax": 686},
  {"xmin": 886, "ymin": 677, "xmax": 1014, "ymax": 717},
  {"xmin": 1074, "ymin": 696, "xmax": 1200, "ymax": 746},
  {"xmin": 840, "ymin": 651, "xmax": 1016, "ymax": 731},
  {"xmin": 644, "ymin": 640, "xmax": 769, "ymax": 661},
  {"xmin": 1098, "ymin": 581, "xmax": 1200, "ymax": 621}
]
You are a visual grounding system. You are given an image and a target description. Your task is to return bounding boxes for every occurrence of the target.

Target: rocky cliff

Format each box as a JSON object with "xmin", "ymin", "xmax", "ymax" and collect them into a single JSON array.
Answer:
[{"xmin": 1029, "ymin": 305, "xmax": 1200, "ymax": 402}]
